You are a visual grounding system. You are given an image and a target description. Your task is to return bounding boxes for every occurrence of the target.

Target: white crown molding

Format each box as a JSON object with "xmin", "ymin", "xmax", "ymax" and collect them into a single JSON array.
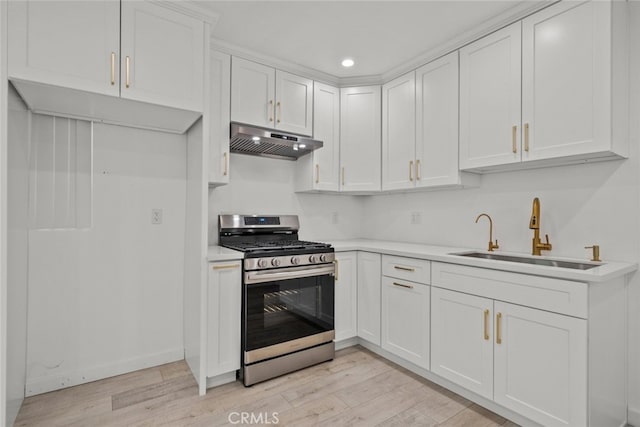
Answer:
[
  {"xmin": 210, "ymin": 38, "xmax": 342, "ymax": 86},
  {"xmin": 210, "ymin": 0, "xmax": 556, "ymax": 88},
  {"xmin": 152, "ymin": 0, "xmax": 219, "ymax": 25},
  {"xmin": 380, "ymin": 0, "xmax": 556, "ymax": 83}
]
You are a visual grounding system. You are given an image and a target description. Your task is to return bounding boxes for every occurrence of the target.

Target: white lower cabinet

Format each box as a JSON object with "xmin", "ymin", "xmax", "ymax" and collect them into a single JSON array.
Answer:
[
  {"xmin": 430, "ymin": 261, "xmax": 620, "ymax": 427},
  {"xmin": 431, "ymin": 287, "xmax": 493, "ymax": 399},
  {"xmin": 381, "ymin": 277, "xmax": 429, "ymax": 369},
  {"xmin": 494, "ymin": 301, "xmax": 587, "ymax": 427},
  {"xmin": 334, "ymin": 252, "xmax": 358, "ymax": 341},
  {"xmin": 357, "ymin": 252, "xmax": 381, "ymax": 345},
  {"xmin": 207, "ymin": 261, "xmax": 241, "ymax": 377}
]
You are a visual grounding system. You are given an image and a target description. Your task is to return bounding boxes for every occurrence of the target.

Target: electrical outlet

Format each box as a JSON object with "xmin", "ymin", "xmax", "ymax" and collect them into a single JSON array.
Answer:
[
  {"xmin": 411, "ymin": 212, "xmax": 422, "ymax": 225},
  {"xmin": 151, "ymin": 209, "xmax": 163, "ymax": 225},
  {"xmin": 331, "ymin": 212, "xmax": 339, "ymax": 224}
]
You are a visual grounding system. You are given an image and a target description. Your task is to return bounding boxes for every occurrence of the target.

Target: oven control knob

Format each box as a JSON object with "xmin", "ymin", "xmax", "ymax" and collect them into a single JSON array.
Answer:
[
  {"xmin": 271, "ymin": 258, "xmax": 281, "ymax": 267},
  {"xmin": 309, "ymin": 255, "xmax": 318, "ymax": 263},
  {"xmin": 291, "ymin": 256, "xmax": 300, "ymax": 265},
  {"xmin": 319, "ymin": 254, "xmax": 327, "ymax": 263},
  {"xmin": 257, "ymin": 259, "xmax": 268, "ymax": 268}
]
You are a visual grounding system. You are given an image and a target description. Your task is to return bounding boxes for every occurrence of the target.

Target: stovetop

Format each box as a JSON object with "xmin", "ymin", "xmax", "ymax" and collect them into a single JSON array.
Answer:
[{"xmin": 222, "ymin": 239, "xmax": 331, "ymax": 253}]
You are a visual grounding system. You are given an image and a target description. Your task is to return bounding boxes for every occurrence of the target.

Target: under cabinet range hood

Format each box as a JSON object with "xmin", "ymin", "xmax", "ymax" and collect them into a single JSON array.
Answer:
[{"xmin": 229, "ymin": 122, "xmax": 323, "ymax": 160}]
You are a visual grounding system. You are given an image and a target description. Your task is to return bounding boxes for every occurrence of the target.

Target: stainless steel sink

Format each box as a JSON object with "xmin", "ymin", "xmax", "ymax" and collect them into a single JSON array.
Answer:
[{"xmin": 450, "ymin": 251, "xmax": 602, "ymax": 270}]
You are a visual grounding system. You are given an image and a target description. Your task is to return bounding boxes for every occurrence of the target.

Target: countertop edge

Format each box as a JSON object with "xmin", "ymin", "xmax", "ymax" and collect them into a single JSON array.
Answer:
[{"xmin": 329, "ymin": 239, "xmax": 637, "ymax": 283}]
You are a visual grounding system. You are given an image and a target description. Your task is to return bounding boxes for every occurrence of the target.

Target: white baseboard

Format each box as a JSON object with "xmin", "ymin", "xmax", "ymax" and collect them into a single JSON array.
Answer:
[
  {"xmin": 25, "ymin": 348, "xmax": 184, "ymax": 396},
  {"xmin": 206, "ymin": 371, "xmax": 236, "ymax": 390},
  {"xmin": 629, "ymin": 406, "xmax": 640, "ymax": 427},
  {"xmin": 335, "ymin": 337, "xmax": 358, "ymax": 350}
]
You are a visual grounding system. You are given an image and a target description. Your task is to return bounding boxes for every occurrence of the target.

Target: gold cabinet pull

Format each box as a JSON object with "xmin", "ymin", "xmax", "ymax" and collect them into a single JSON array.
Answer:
[
  {"xmin": 315, "ymin": 164, "xmax": 320, "ymax": 184},
  {"xmin": 125, "ymin": 56, "xmax": 131, "ymax": 88},
  {"xmin": 334, "ymin": 259, "xmax": 339, "ymax": 281},
  {"xmin": 341, "ymin": 167, "xmax": 345, "ymax": 187},
  {"xmin": 223, "ymin": 152, "xmax": 228, "ymax": 176},
  {"xmin": 512, "ymin": 125, "xmax": 517, "ymax": 153},
  {"xmin": 524, "ymin": 123, "xmax": 530, "ymax": 152},
  {"xmin": 416, "ymin": 159, "xmax": 421, "ymax": 181},
  {"xmin": 110, "ymin": 52, "xmax": 116, "ymax": 85},
  {"xmin": 212, "ymin": 264, "xmax": 239, "ymax": 270},
  {"xmin": 393, "ymin": 265, "xmax": 415, "ymax": 272},
  {"xmin": 392, "ymin": 282, "xmax": 413, "ymax": 289},
  {"xmin": 276, "ymin": 101, "xmax": 281, "ymax": 123},
  {"xmin": 496, "ymin": 312, "xmax": 503, "ymax": 344},
  {"xmin": 483, "ymin": 309, "xmax": 490, "ymax": 340},
  {"xmin": 409, "ymin": 160, "xmax": 414, "ymax": 181},
  {"xmin": 268, "ymin": 100, "xmax": 274, "ymax": 122}
]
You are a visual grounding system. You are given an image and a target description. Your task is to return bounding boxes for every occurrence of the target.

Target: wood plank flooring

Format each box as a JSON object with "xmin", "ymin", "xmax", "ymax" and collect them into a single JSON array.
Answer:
[{"xmin": 14, "ymin": 346, "xmax": 520, "ymax": 426}]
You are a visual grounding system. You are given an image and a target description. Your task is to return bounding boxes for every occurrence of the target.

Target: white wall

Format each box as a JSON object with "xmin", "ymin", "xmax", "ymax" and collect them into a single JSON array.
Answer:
[
  {"xmin": 25, "ymin": 122, "xmax": 187, "ymax": 396},
  {"xmin": 208, "ymin": 153, "xmax": 364, "ymax": 244}
]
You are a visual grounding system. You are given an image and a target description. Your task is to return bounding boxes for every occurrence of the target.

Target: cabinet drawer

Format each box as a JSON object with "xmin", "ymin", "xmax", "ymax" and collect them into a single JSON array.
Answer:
[
  {"xmin": 432, "ymin": 262, "xmax": 587, "ymax": 318},
  {"xmin": 382, "ymin": 255, "xmax": 431, "ymax": 284}
]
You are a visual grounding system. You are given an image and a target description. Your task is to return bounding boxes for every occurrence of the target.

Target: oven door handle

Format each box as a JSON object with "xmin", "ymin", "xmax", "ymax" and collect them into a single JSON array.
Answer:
[{"xmin": 245, "ymin": 264, "xmax": 335, "ymax": 285}]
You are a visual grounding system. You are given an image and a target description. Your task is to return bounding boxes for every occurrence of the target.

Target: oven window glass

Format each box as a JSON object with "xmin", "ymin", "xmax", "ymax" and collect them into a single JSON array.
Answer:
[{"xmin": 244, "ymin": 274, "xmax": 334, "ymax": 352}]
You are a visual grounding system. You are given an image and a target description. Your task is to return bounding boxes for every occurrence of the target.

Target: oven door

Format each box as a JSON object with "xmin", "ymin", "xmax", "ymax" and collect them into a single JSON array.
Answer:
[{"xmin": 243, "ymin": 264, "xmax": 335, "ymax": 364}]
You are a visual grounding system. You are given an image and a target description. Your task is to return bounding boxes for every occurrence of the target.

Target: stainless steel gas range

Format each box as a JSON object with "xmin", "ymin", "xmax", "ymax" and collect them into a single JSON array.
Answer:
[{"xmin": 219, "ymin": 214, "xmax": 335, "ymax": 386}]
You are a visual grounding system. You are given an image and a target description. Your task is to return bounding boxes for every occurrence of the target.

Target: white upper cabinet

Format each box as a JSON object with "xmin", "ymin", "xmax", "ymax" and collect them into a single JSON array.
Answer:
[
  {"xmin": 416, "ymin": 52, "xmax": 467, "ymax": 188},
  {"xmin": 8, "ymin": 0, "xmax": 208, "ymax": 133},
  {"xmin": 275, "ymin": 70, "xmax": 314, "ymax": 135},
  {"xmin": 382, "ymin": 52, "xmax": 476, "ymax": 191},
  {"xmin": 295, "ymin": 82, "xmax": 340, "ymax": 192},
  {"xmin": 521, "ymin": 0, "xmax": 626, "ymax": 161},
  {"xmin": 382, "ymin": 72, "xmax": 416, "ymax": 191},
  {"xmin": 8, "ymin": 1, "xmax": 121, "ymax": 96},
  {"xmin": 231, "ymin": 57, "xmax": 313, "ymax": 136},
  {"xmin": 208, "ymin": 51, "xmax": 231, "ymax": 185},
  {"xmin": 340, "ymin": 86, "xmax": 381, "ymax": 193},
  {"xmin": 459, "ymin": 22, "xmax": 522, "ymax": 170},
  {"xmin": 120, "ymin": 1, "xmax": 204, "ymax": 112},
  {"xmin": 231, "ymin": 58, "xmax": 275, "ymax": 129},
  {"xmin": 460, "ymin": 0, "xmax": 628, "ymax": 172}
]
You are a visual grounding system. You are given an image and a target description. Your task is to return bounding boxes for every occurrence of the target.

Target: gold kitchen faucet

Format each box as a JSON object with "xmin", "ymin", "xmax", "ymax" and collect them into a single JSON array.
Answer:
[{"xmin": 529, "ymin": 197, "xmax": 552, "ymax": 256}]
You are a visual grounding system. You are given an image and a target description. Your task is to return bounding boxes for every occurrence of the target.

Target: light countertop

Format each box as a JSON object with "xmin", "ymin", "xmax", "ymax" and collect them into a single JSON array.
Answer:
[
  {"xmin": 207, "ymin": 246, "xmax": 243, "ymax": 262},
  {"xmin": 328, "ymin": 239, "xmax": 637, "ymax": 283}
]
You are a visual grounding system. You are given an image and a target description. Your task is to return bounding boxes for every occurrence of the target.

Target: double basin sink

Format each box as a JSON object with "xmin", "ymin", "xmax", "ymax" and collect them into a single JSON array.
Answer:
[{"xmin": 451, "ymin": 251, "xmax": 602, "ymax": 270}]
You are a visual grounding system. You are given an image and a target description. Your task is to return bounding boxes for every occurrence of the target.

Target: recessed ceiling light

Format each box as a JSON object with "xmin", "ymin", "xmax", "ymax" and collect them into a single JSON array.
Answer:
[{"xmin": 341, "ymin": 58, "xmax": 354, "ymax": 68}]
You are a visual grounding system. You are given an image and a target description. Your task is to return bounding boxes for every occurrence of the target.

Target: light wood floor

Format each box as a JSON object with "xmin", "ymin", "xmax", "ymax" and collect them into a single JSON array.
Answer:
[{"xmin": 15, "ymin": 346, "xmax": 520, "ymax": 426}]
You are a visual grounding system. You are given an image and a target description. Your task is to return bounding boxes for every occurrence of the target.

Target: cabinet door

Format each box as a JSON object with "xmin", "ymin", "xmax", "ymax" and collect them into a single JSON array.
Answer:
[
  {"xmin": 381, "ymin": 278, "xmax": 430, "ymax": 369},
  {"xmin": 431, "ymin": 287, "xmax": 493, "ymax": 399},
  {"xmin": 231, "ymin": 57, "xmax": 276, "ymax": 128},
  {"xmin": 334, "ymin": 252, "xmax": 357, "ymax": 341},
  {"xmin": 416, "ymin": 52, "xmax": 460, "ymax": 187},
  {"xmin": 207, "ymin": 262, "xmax": 241, "ymax": 377},
  {"xmin": 120, "ymin": 1, "xmax": 204, "ymax": 112},
  {"xmin": 209, "ymin": 51, "xmax": 231, "ymax": 184},
  {"xmin": 340, "ymin": 86, "xmax": 382, "ymax": 192},
  {"xmin": 357, "ymin": 252, "xmax": 381, "ymax": 345},
  {"xmin": 494, "ymin": 301, "xmax": 587, "ymax": 427},
  {"xmin": 8, "ymin": 0, "xmax": 120, "ymax": 96},
  {"xmin": 382, "ymin": 72, "xmax": 416, "ymax": 191},
  {"xmin": 522, "ymin": 1, "xmax": 613, "ymax": 161},
  {"xmin": 460, "ymin": 22, "xmax": 521, "ymax": 170},
  {"xmin": 275, "ymin": 70, "xmax": 313, "ymax": 136},
  {"xmin": 311, "ymin": 82, "xmax": 340, "ymax": 191}
]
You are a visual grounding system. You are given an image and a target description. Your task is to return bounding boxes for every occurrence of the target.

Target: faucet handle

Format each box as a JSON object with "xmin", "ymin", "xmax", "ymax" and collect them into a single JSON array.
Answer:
[
  {"xmin": 488, "ymin": 239, "xmax": 499, "ymax": 252},
  {"xmin": 585, "ymin": 245, "xmax": 601, "ymax": 262}
]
